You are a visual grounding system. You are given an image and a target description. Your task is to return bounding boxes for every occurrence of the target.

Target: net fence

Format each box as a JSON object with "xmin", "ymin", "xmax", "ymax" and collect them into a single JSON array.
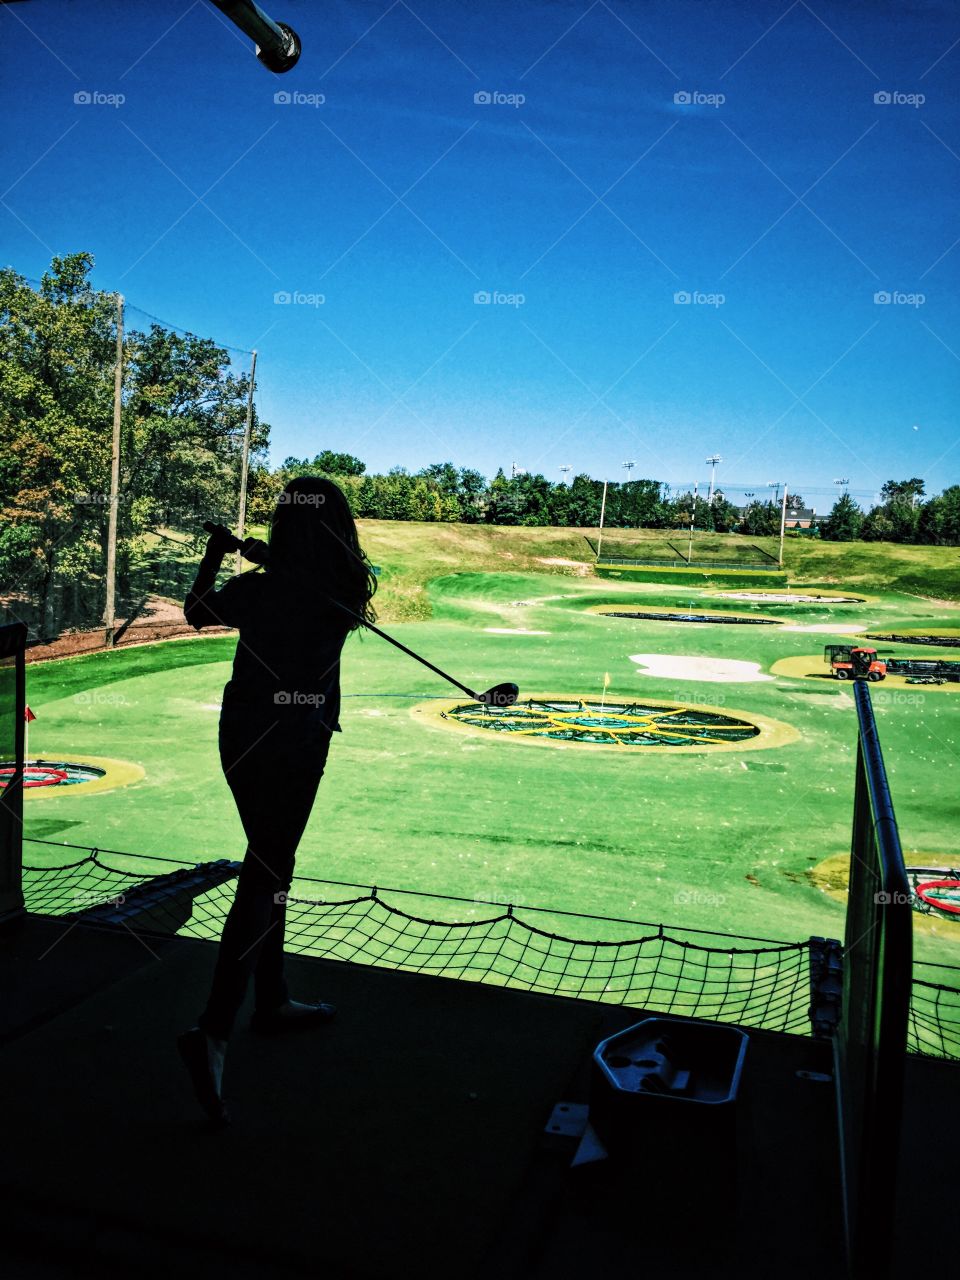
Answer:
[{"xmin": 20, "ymin": 841, "xmax": 960, "ymax": 1056}]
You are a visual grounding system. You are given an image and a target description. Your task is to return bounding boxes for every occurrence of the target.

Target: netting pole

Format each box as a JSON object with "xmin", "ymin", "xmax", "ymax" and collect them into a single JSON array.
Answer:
[
  {"xmin": 235, "ymin": 348, "xmax": 257, "ymax": 575},
  {"xmin": 103, "ymin": 293, "xmax": 124, "ymax": 646},
  {"xmin": 778, "ymin": 482, "xmax": 788, "ymax": 568},
  {"xmin": 596, "ymin": 479, "xmax": 608, "ymax": 559},
  {"xmin": 687, "ymin": 480, "xmax": 699, "ymax": 562}
]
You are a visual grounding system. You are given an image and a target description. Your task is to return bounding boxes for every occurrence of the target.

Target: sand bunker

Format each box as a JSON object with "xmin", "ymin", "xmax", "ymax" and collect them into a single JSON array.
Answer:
[
  {"xmin": 536, "ymin": 557, "xmax": 593, "ymax": 575},
  {"xmin": 629, "ymin": 653, "xmax": 774, "ymax": 683},
  {"xmin": 716, "ymin": 591, "xmax": 864, "ymax": 604},
  {"xmin": 780, "ymin": 623, "xmax": 866, "ymax": 634}
]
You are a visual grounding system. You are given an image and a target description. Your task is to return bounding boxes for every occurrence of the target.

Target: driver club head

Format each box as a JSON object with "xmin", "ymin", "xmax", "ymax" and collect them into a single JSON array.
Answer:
[{"xmin": 476, "ymin": 682, "xmax": 520, "ymax": 708}]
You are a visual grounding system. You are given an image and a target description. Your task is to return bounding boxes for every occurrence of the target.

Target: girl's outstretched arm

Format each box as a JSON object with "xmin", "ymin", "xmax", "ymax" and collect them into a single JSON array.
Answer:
[{"xmin": 184, "ymin": 526, "xmax": 236, "ymax": 630}]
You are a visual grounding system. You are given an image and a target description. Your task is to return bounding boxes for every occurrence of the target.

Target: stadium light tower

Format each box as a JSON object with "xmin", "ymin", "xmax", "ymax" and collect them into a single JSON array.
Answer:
[{"xmin": 706, "ymin": 454, "xmax": 722, "ymax": 502}]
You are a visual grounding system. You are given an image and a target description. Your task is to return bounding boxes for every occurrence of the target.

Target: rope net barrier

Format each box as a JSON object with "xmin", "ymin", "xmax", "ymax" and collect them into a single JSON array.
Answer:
[{"xmin": 19, "ymin": 841, "xmax": 960, "ymax": 1056}]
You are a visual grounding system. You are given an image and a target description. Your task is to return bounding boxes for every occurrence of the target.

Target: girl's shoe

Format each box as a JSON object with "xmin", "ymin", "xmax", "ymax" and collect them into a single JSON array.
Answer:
[
  {"xmin": 177, "ymin": 1027, "xmax": 229, "ymax": 1126},
  {"xmin": 250, "ymin": 999, "xmax": 337, "ymax": 1035}
]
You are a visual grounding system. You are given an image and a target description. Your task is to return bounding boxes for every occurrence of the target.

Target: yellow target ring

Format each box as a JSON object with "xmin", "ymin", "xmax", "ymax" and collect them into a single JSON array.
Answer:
[
  {"xmin": 12, "ymin": 755, "xmax": 145, "ymax": 798},
  {"xmin": 412, "ymin": 694, "xmax": 799, "ymax": 753}
]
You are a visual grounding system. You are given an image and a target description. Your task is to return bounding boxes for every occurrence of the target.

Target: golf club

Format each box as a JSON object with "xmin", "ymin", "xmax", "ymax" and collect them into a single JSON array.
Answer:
[{"xmin": 201, "ymin": 523, "xmax": 519, "ymax": 707}]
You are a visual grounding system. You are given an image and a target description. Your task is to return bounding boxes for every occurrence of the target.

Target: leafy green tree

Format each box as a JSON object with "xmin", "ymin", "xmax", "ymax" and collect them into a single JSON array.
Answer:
[
  {"xmin": 312, "ymin": 449, "xmax": 365, "ymax": 476},
  {"xmin": 860, "ymin": 507, "xmax": 895, "ymax": 542},
  {"xmin": 485, "ymin": 468, "xmax": 520, "ymax": 524},
  {"xmin": 880, "ymin": 478, "xmax": 925, "ymax": 505},
  {"xmin": 0, "ymin": 254, "xmax": 115, "ymax": 632},
  {"xmin": 820, "ymin": 493, "xmax": 863, "ymax": 542},
  {"xmin": 566, "ymin": 474, "xmax": 603, "ymax": 526},
  {"xmin": 917, "ymin": 486, "xmax": 960, "ymax": 545},
  {"xmin": 710, "ymin": 491, "xmax": 739, "ymax": 533},
  {"xmin": 740, "ymin": 500, "xmax": 781, "ymax": 537},
  {"xmin": 456, "ymin": 468, "xmax": 487, "ymax": 522}
]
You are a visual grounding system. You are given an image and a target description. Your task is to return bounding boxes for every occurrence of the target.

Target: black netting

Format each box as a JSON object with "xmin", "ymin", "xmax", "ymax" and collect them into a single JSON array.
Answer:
[{"xmin": 23, "ymin": 841, "xmax": 959, "ymax": 1056}]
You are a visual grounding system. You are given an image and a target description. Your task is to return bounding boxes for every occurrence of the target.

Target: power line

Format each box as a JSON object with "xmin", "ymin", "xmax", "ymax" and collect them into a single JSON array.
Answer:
[{"xmin": 10, "ymin": 272, "xmax": 254, "ymax": 356}]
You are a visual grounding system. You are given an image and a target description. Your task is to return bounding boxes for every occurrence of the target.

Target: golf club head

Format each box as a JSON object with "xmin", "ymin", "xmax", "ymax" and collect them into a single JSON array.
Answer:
[{"xmin": 476, "ymin": 682, "xmax": 519, "ymax": 707}]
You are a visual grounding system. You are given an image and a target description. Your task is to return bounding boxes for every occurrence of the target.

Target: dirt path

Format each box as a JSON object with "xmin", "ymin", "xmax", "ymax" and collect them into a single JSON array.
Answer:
[{"xmin": 23, "ymin": 597, "xmax": 231, "ymax": 664}]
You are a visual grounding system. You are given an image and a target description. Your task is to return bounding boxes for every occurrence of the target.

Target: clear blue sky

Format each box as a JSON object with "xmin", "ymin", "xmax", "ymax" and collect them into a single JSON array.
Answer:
[{"xmin": 2, "ymin": 0, "xmax": 958, "ymax": 506}]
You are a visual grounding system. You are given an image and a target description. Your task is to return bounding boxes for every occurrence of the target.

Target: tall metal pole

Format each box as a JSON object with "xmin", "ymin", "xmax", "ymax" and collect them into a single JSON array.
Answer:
[
  {"xmin": 778, "ymin": 483, "xmax": 788, "ymax": 568},
  {"xmin": 596, "ymin": 479, "xmax": 609, "ymax": 560},
  {"xmin": 687, "ymin": 481, "xmax": 699, "ymax": 563},
  {"xmin": 235, "ymin": 348, "xmax": 257, "ymax": 574},
  {"xmin": 706, "ymin": 454, "xmax": 722, "ymax": 503},
  {"xmin": 103, "ymin": 293, "xmax": 124, "ymax": 645}
]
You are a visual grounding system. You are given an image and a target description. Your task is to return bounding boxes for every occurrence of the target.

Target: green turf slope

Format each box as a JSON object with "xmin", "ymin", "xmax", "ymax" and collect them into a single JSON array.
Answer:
[{"xmin": 20, "ymin": 567, "xmax": 960, "ymax": 970}]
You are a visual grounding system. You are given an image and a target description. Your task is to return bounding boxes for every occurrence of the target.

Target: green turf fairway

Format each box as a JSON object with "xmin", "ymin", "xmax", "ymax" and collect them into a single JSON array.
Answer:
[{"xmin": 18, "ymin": 568, "xmax": 960, "ymax": 969}]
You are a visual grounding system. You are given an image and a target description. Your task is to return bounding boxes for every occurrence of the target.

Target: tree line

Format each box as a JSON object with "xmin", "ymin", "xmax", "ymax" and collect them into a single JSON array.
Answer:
[
  {"xmin": 1, "ymin": 254, "xmax": 269, "ymax": 633},
  {"xmin": 2, "ymin": 254, "xmax": 957, "ymax": 636}
]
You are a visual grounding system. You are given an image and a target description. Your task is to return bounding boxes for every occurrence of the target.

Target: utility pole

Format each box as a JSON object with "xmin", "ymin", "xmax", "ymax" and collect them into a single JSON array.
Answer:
[
  {"xmin": 596, "ymin": 479, "xmax": 609, "ymax": 560},
  {"xmin": 236, "ymin": 349, "xmax": 258, "ymax": 574},
  {"xmin": 559, "ymin": 465, "xmax": 572, "ymax": 484},
  {"xmin": 103, "ymin": 293, "xmax": 124, "ymax": 646},
  {"xmin": 706, "ymin": 454, "xmax": 722, "ymax": 502},
  {"xmin": 778, "ymin": 483, "xmax": 788, "ymax": 568},
  {"xmin": 687, "ymin": 481, "xmax": 699, "ymax": 563}
]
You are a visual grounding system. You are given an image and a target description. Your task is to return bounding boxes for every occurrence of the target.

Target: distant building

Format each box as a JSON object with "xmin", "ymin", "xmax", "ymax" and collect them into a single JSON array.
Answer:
[
  {"xmin": 784, "ymin": 507, "xmax": 817, "ymax": 529},
  {"xmin": 731, "ymin": 505, "xmax": 818, "ymax": 529}
]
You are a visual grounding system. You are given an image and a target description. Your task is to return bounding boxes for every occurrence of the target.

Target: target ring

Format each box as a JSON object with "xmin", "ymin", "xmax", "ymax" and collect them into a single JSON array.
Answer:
[
  {"xmin": 908, "ymin": 866, "xmax": 960, "ymax": 920},
  {"xmin": 414, "ymin": 695, "xmax": 799, "ymax": 753},
  {"xmin": 0, "ymin": 756, "xmax": 145, "ymax": 797}
]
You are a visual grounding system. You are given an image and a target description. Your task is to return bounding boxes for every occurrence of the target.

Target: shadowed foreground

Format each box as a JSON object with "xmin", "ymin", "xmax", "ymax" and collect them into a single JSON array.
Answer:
[{"xmin": 1, "ymin": 915, "xmax": 953, "ymax": 1278}]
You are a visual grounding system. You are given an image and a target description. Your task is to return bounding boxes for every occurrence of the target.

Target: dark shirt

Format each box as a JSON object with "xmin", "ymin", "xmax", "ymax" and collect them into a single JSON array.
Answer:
[{"xmin": 185, "ymin": 567, "xmax": 351, "ymax": 735}]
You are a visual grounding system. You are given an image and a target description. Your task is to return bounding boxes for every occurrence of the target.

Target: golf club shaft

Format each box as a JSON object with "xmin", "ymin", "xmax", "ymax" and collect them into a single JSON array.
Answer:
[
  {"xmin": 328, "ymin": 600, "xmax": 481, "ymax": 701},
  {"xmin": 200, "ymin": 522, "xmax": 481, "ymax": 700}
]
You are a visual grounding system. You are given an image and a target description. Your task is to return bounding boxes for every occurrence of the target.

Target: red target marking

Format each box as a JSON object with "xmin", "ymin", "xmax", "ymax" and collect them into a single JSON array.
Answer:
[
  {"xmin": 0, "ymin": 761, "xmax": 106, "ymax": 789},
  {"xmin": 0, "ymin": 766, "xmax": 68, "ymax": 788},
  {"xmin": 915, "ymin": 878, "xmax": 960, "ymax": 917}
]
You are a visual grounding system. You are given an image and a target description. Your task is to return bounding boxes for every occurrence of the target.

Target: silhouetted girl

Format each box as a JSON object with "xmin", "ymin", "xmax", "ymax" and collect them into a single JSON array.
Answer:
[{"xmin": 178, "ymin": 477, "xmax": 376, "ymax": 1124}]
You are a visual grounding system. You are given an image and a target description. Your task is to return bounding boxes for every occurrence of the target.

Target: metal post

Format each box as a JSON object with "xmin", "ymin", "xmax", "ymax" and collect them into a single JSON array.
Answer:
[
  {"xmin": 596, "ymin": 479, "xmax": 609, "ymax": 560},
  {"xmin": 778, "ymin": 483, "xmax": 788, "ymax": 568},
  {"xmin": 103, "ymin": 293, "xmax": 124, "ymax": 645},
  {"xmin": 687, "ymin": 481, "xmax": 699, "ymax": 562},
  {"xmin": 235, "ymin": 349, "xmax": 257, "ymax": 575},
  {"xmin": 706, "ymin": 454, "xmax": 722, "ymax": 503},
  {"xmin": 210, "ymin": 1, "xmax": 301, "ymax": 73}
]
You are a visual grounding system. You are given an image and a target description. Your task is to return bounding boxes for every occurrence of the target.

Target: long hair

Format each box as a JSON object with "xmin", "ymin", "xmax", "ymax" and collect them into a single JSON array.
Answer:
[{"xmin": 267, "ymin": 477, "xmax": 377, "ymax": 628}]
